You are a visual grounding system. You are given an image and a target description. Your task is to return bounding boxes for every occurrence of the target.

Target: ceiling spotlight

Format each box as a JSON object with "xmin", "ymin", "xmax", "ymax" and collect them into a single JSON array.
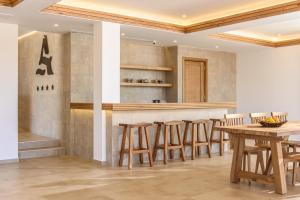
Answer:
[
  {"xmin": 173, "ymin": 40, "xmax": 177, "ymax": 43},
  {"xmin": 181, "ymin": 14, "xmax": 187, "ymax": 18},
  {"xmin": 215, "ymin": 45, "xmax": 219, "ymax": 49},
  {"xmin": 121, "ymin": 33, "xmax": 125, "ymax": 36},
  {"xmin": 54, "ymin": 24, "xmax": 59, "ymax": 27}
]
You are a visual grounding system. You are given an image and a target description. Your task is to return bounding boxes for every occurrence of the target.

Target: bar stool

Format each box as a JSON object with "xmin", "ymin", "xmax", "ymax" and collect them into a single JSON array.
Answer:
[
  {"xmin": 119, "ymin": 123, "xmax": 153, "ymax": 170},
  {"xmin": 153, "ymin": 121, "xmax": 185, "ymax": 164},
  {"xmin": 210, "ymin": 118, "xmax": 230, "ymax": 156},
  {"xmin": 183, "ymin": 119, "xmax": 212, "ymax": 160}
]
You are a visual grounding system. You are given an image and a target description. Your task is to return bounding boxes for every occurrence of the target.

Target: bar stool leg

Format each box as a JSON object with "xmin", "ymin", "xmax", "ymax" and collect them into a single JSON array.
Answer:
[
  {"xmin": 170, "ymin": 125, "xmax": 174, "ymax": 159},
  {"xmin": 128, "ymin": 128, "xmax": 134, "ymax": 170},
  {"xmin": 197, "ymin": 124, "xmax": 201, "ymax": 156},
  {"xmin": 210, "ymin": 120, "xmax": 216, "ymax": 146},
  {"xmin": 144, "ymin": 127, "xmax": 153, "ymax": 167},
  {"xmin": 138, "ymin": 127, "xmax": 144, "ymax": 164},
  {"xmin": 176, "ymin": 124, "xmax": 185, "ymax": 161},
  {"xmin": 119, "ymin": 126, "xmax": 127, "ymax": 167},
  {"xmin": 192, "ymin": 123, "xmax": 196, "ymax": 160},
  {"xmin": 183, "ymin": 122, "xmax": 189, "ymax": 148},
  {"xmin": 153, "ymin": 124, "xmax": 161, "ymax": 161},
  {"xmin": 204, "ymin": 123, "xmax": 212, "ymax": 158},
  {"xmin": 163, "ymin": 125, "xmax": 168, "ymax": 164}
]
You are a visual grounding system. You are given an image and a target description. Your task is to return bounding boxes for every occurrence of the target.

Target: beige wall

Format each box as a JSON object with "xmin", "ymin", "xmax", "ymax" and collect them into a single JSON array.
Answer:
[
  {"xmin": 121, "ymin": 39, "xmax": 174, "ymax": 103},
  {"xmin": 19, "ymin": 32, "xmax": 70, "ymax": 142},
  {"xmin": 176, "ymin": 46, "xmax": 236, "ymax": 103}
]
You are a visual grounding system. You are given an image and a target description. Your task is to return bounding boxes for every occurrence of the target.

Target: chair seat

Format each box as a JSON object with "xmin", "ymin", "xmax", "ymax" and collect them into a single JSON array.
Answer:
[
  {"xmin": 119, "ymin": 123, "xmax": 152, "ymax": 128},
  {"xmin": 255, "ymin": 143, "xmax": 271, "ymax": 150},
  {"xmin": 183, "ymin": 119, "xmax": 210, "ymax": 124},
  {"xmin": 285, "ymin": 152, "xmax": 300, "ymax": 161},
  {"xmin": 283, "ymin": 140, "xmax": 300, "ymax": 147},
  {"xmin": 154, "ymin": 121, "xmax": 184, "ymax": 126},
  {"xmin": 244, "ymin": 146, "xmax": 264, "ymax": 153}
]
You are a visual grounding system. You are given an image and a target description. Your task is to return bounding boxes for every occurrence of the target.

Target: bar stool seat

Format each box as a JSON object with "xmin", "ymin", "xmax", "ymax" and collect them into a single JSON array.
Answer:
[
  {"xmin": 119, "ymin": 122, "xmax": 153, "ymax": 170},
  {"xmin": 153, "ymin": 121, "xmax": 185, "ymax": 164},
  {"xmin": 183, "ymin": 119, "xmax": 211, "ymax": 159},
  {"xmin": 209, "ymin": 118, "xmax": 230, "ymax": 156}
]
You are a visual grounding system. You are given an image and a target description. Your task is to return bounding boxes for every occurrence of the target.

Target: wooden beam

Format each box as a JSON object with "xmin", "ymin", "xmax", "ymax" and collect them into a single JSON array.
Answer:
[
  {"xmin": 43, "ymin": 4, "xmax": 185, "ymax": 33},
  {"xmin": 0, "ymin": 0, "xmax": 23, "ymax": 7}
]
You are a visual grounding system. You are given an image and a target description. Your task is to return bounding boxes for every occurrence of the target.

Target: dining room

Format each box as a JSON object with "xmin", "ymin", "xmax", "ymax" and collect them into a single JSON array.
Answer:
[{"xmin": 1, "ymin": 0, "xmax": 300, "ymax": 199}]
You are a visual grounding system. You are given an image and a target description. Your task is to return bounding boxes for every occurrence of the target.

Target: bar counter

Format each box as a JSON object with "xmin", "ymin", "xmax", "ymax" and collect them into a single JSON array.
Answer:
[{"xmin": 70, "ymin": 102, "xmax": 236, "ymax": 166}]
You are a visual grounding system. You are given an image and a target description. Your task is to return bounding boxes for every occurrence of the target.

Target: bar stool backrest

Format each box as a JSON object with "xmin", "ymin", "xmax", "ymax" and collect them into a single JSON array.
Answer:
[
  {"xmin": 271, "ymin": 112, "xmax": 288, "ymax": 122},
  {"xmin": 249, "ymin": 112, "xmax": 269, "ymax": 124},
  {"xmin": 224, "ymin": 114, "xmax": 244, "ymax": 126}
]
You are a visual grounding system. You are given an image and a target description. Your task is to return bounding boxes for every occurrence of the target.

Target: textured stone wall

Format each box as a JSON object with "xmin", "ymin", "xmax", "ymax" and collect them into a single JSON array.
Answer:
[
  {"xmin": 18, "ymin": 32, "xmax": 70, "ymax": 142},
  {"xmin": 176, "ymin": 46, "xmax": 236, "ymax": 103}
]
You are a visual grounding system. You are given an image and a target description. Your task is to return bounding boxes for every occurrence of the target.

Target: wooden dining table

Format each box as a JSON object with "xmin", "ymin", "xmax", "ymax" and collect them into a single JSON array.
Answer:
[{"xmin": 215, "ymin": 121, "xmax": 300, "ymax": 195}]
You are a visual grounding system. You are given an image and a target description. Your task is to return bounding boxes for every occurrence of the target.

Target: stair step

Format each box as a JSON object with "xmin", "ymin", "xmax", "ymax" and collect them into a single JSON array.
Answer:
[
  {"xmin": 18, "ymin": 147, "xmax": 65, "ymax": 159},
  {"xmin": 19, "ymin": 139, "xmax": 60, "ymax": 150}
]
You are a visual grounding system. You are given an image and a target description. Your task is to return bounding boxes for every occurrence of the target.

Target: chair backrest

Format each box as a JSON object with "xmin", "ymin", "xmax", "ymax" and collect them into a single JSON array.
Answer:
[
  {"xmin": 271, "ymin": 112, "xmax": 288, "ymax": 122},
  {"xmin": 249, "ymin": 112, "xmax": 268, "ymax": 124},
  {"xmin": 224, "ymin": 114, "xmax": 244, "ymax": 126}
]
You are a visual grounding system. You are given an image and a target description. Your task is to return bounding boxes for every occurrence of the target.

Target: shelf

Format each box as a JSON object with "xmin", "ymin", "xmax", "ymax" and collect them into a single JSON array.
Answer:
[
  {"xmin": 121, "ymin": 82, "xmax": 173, "ymax": 88},
  {"xmin": 121, "ymin": 64, "xmax": 173, "ymax": 72}
]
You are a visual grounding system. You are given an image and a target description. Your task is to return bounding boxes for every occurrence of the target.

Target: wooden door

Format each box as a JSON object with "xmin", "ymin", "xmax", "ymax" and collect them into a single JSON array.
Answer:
[{"xmin": 183, "ymin": 60, "xmax": 207, "ymax": 102}]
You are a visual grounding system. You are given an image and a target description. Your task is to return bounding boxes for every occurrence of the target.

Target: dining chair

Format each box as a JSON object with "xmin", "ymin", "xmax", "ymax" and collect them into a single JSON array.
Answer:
[
  {"xmin": 249, "ymin": 113, "xmax": 271, "ymax": 168},
  {"xmin": 224, "ymin": 114, "xmax": 265, "ymax": 174},
  {"xmin": 271, "ymin": 112, "xmax": 300, "ymax": 153}
]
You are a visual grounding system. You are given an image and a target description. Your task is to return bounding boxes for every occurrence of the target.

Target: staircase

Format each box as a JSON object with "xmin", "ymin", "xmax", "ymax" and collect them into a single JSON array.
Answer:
[{"xmin": 18, "ymin": 132, "xmax": 65, "ymax": 159}]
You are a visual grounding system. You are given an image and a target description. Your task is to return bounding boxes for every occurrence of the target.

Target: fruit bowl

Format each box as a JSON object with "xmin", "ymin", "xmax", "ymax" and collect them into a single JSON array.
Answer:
[{"xmin": 259, "ymin": 121, "xmax": 287, "ymax": 128}]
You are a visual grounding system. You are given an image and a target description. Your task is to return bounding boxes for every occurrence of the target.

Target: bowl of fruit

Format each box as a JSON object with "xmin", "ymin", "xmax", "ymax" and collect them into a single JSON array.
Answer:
[{"xmin": 259, "ymin": 117, "xmax": 287, "ymax": 128}]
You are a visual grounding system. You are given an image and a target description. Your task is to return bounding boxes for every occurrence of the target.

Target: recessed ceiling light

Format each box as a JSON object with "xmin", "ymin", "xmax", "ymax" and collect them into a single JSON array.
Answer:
[
  {"xmin": 181, "ymin": 14, "xmax": 187, "ymax": 18},
  {"xmin": 54, "ymin": 24, "xmax": 59, "ymax": 27},
  {"xmin": 173, "ymin": 40, "xmax": 177, "ymax": 43},
  {"xmin": 121, "ymin": 33, "xmax": 125, "ymax": 36},
  {"xmin": 215, "ymin": 45, "xmax": 219, "ymax": 49}
]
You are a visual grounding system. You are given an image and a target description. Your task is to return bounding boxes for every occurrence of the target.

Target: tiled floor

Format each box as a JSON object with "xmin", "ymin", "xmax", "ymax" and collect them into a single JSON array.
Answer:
[{"xmin": 1, "ymin": 154, "xmax": 300, "ymax": 200}]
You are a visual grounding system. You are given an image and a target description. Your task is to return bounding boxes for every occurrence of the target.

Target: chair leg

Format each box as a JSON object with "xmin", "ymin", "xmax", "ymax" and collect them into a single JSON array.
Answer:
[
  {"xmin": 153, "ymin": 125, "xmax": 161, "ymax": 161},
  {"xmin": 243, "ymin": 153, "xmax": 246, "ymax": 171},
  {"xmin": 197, "ymin": 124, "xmax": 201, "ymax": 156},
  {"xmin": 144, "ymin": 127, "xmax": 153, "ymax": 167},
  {"xmin": 204, "ymin": 123, "xmax": 212, "ymax": 158},
  {"xmin": 128, "ymin": 128, "xmax": 134, "ymax": 170},
  {"xmin": 220, "ymin": 130, "xmax": 224, "ymax": 156},
  {"xmin": 176, "ymin": 125, "xmax": 185, "ymax": 161},
  {"xmin": 247, "ymin": 153, "xmax": 251, "ymax": 172},
  {"xmin": 292, "ymin": 162, "xmax": 297, "ymax": 186},
  {"xmin": 163, "ymin": 125, "xmax": 168, "ymax": 164},
  {"xmin": 170, "ymin": 125, "xmax": 175, "ymax": 159},
  {"xmin": 119, "ymin": 126, "xmax": 127, "ymax": 167},
  {"xmin": 191, "ymin": 124, "xmax": 196, "ymax": 160},
  {"xmin": 138, "ymin": 127, "xmax": 144, "ymax": 164},
  {"xmin": 210, "ymin": 121, "xmax": 216, "ymax": 149}
]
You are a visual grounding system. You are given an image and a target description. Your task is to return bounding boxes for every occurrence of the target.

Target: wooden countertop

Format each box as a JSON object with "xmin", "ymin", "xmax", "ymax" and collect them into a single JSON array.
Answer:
[{"xmin": 70, "ymin": 102, "xmax": 236, "ymax": 111}]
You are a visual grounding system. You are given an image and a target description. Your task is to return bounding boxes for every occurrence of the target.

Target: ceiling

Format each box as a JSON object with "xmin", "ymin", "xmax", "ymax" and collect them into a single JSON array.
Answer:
[
  {"xmin": 1, "ymin": 0, "xmax": 300, "ymax": 52},
  {"xmin": 58, "ymin": 0, "xmax": 295, "ymax": 25}
]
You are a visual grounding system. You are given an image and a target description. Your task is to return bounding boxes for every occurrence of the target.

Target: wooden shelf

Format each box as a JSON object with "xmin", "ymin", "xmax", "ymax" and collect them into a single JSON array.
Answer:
[
  {"xmin": 121, "ymin": 82, "xmax": 172, "ymax": 88},
  {"xmin": 121, "ymin": 64, "xmax": 173, "ymax": 71}
]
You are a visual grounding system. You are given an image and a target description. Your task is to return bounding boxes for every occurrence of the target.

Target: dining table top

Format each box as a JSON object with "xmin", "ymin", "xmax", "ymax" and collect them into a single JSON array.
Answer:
[{"xmin": 215, "ymin": 121, "xmax": 300, "ymax": 137}]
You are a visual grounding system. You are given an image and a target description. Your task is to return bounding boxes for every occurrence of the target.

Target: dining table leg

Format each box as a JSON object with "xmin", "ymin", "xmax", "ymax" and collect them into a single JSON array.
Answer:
[
  {"xmin": 230, "ymin": 135, "xmax": 245, "ymax": 183},
  {"xmin": 270, "ymin": 140, "xmax": 287, "ymax": 195}
]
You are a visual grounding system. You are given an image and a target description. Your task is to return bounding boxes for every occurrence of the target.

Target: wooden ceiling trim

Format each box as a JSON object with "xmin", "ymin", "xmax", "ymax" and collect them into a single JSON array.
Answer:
[
  {"xmin": 212, "ymin": 33, "xmax": 300, "ymax": 48},
  {"xmin": 44, "ymin": 4, "xmax": 186, "ymax": 33},
  {"xmin": 0, "ymin": 0, "xmax": 23, "ymax": 7},
  {"xmin": 185, "ymin": 0, "xmax": 300, "ymax": 33},
  {"xmin": 212, "ymin": 33, "xmax": 276, "ymax": 47}
]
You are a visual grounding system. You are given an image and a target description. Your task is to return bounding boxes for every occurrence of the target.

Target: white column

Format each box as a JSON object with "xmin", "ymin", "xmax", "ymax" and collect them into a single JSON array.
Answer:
[
  {"xmin": 0, "ymin": 23, "xmax": 18, "ymax": 162},
  {"xmin": 93, "ymin": 22, "xmax": 120, "ymax": 161}
]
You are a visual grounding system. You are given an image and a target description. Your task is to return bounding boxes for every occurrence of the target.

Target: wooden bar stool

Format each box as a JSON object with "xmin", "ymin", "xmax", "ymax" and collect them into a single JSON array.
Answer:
[
  {"xmin": 153, "ymin": 121, "xmax": 185, "ymax": 164},
  {"xmin": 119, "ymin": 123, "xmax": 153, "ymax": 170},
  {"xmin": 183, "ymin": 119, "xmax": 212, "ymax": 160},
  {"xmin": 210, "ymin": 118, "xmax": 229, "ymax": 156}
]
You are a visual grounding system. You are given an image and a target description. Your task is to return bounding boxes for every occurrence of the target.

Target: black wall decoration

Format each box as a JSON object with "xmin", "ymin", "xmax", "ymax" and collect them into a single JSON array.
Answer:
[{"xmin": 36, "ymin": 35, "xmax": 54, "ymax": 76}]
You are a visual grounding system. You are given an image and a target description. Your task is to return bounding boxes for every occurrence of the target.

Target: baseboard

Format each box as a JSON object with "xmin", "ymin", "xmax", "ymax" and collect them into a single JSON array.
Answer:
[{"xmin": 0, "ymin": 158, "xmax": 19, "ymax": 164}]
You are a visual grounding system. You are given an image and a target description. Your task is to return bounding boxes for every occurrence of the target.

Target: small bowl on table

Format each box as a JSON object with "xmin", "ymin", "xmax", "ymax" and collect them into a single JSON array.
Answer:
[{"xmin": 259, "ymin": 121, "xmax": 287, "ymax": 128}]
